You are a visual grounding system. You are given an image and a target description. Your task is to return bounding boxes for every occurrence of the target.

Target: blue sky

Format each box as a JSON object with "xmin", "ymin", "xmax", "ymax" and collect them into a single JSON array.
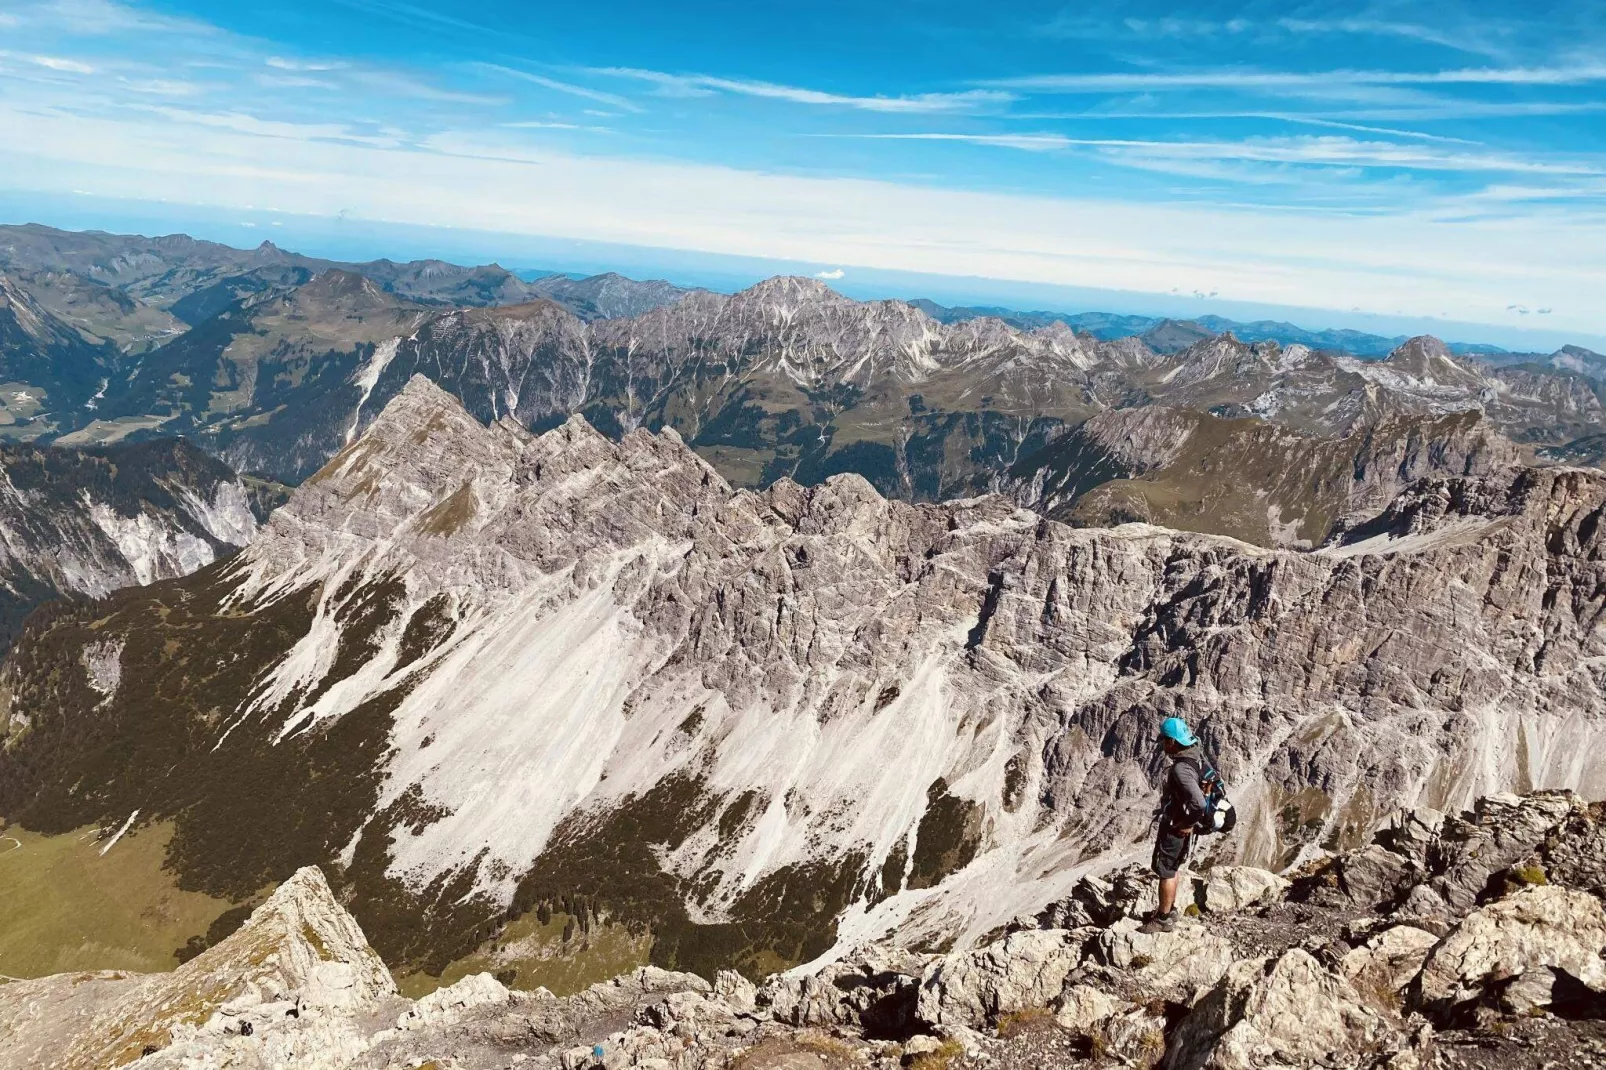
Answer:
[{"xmin": 2, "ymin": 0, "xmax": 1605, "ymax": 347}]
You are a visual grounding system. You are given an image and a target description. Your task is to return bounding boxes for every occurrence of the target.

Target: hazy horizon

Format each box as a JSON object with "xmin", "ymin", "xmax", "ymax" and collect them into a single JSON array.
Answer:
[
  {"xmin": 3, "ymin": 0, "xmax": 1604, "ymax": 350},
  {"xmin": 5, "ymin": 192, "xmax": 1602, "ymax": 355}
]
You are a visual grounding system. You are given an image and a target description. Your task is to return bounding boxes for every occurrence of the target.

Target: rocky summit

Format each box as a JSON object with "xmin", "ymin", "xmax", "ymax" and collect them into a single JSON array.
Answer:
[
  {"xmin": 1, "ymin": 377, "xmax": 1603, "ymax": 1000},
  {"xmin": 2, "ymin": 788, "xmax": 1602, "ymax": 1068}
]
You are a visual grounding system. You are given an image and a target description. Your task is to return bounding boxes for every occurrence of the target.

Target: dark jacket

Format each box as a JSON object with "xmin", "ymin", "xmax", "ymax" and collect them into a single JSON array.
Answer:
[{"xmin": 1160, "ymin": 746, "xmax": 1210, "ymax": 831}]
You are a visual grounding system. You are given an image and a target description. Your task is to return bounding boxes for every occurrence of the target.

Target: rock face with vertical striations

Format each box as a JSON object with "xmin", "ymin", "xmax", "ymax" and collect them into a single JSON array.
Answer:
[
  {"xmin": 0, "ymin": 437, "xmax": 279, "ymax": 653},
  {"xmin": 1, "ymin": 378, "xmax": 1604, "ymax": 989}
]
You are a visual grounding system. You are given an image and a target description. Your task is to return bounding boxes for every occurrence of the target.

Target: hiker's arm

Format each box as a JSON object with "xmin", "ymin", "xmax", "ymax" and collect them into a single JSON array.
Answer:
[{"xmin": 1171, "ymin": 765, "xmax": 1209, "ymax": 830}]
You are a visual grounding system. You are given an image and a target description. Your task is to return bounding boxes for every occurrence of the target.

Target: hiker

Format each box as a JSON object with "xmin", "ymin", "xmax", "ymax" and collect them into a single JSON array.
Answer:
[{"xmin": 1141, "ymin": 716, "xmax": 1210, "ymax": 934}]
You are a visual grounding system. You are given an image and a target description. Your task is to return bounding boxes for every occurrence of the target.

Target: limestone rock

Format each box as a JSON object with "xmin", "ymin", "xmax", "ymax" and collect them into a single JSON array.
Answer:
[
  {"xmin": 1192, "ymin": 867, "xmax": 1288, "ymax": 914},
  {"xmin": 1054, "ymin": 983, "xmax": 1130, "ymax": 1034},
  {"xmin": 713, "ymin": 969, "xmax": 758, "ymax": 1014},
  {"xmin": 1328, "ymin": 844, "xmax": 1416, "ymax": 910},
  {"xmin": 916, "ymin": 929, "xmax": 1086, "ymax": 1027},
  {"xmin": 1377, "ymin": 806, "xmax": 1446, "ymax": 867},
  {"xmin": 1086, "ymin": 918, "xmax": 1236, "ymax": 1004},
  {"xmin": 762, "ymin": 949, "xmax": 926, "ymax": 1035},
  {"xmin": 1096, "ymin": 1006, "xmax": 1169, "ymax": 1069},
  {"xmin": 1165, "ymin": 949, "xmax": 1404, "ymax": 1070},
  {"xmin": 1415, "ymin": 792, "xmax": 1584, "ymax": 917},
  {"xmin": 1041, "ymin": 867, "xmax": 1162, "ymax": 930},
  {"xmin": 396, "ymin": 971, "xmax": 512, "ymax": 1030},
  {"xmin": 1412, "ymin": 885, "xmax": 1606, "ymax": 1017},
  {"xmin": 1538, "ymin": 804, "xmax": 1606, "ymax": 898},
  {"xmin": 1341, "ymin": 925, "xmax": 1440, "ymax": 1012},
  {"xmin": 0, "ymin": 865, "xmax": 397, "ymax": 1070}
]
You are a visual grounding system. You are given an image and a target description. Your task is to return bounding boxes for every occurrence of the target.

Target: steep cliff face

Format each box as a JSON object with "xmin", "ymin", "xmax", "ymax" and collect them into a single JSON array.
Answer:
[
  {"xmin": 0, "ymin": 437, "xmax": 277, "ymax": 653},
  {"xmin": 1013, "ymin": 406, "xmax": 1521, "ymax": 547},
  {"xmin": 1, "ymin": 380, "xmax": 1602, "ymax": 983}
]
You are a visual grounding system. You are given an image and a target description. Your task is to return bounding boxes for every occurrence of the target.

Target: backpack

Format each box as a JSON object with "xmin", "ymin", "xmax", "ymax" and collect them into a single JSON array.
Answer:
[{"xmin": 1180, "ymin": 754, "xmax": 1237, "ymax": 836}]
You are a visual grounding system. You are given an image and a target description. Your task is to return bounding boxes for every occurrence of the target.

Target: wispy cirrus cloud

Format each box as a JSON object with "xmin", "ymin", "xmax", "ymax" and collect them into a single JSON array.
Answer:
[
  {"xmin": 266, "ymin": 56, "xmax": 349, "ymax": 72},
  {"xmin": 124, "ymin": 104, "xmax": 407, "ymax": 147},
  {"xmin": 471, "ymin": 63, "xmax": 641, "ymax": 113},
  {"xmin": 989, "ymin": 64, "xmax": 1606, "ymax": 93},
  {"xmin": 1040, "ymin": 8, "xmax": 1515, "ymax": 59},
  {"xmin": 31, "ymin": 54, "xmax": 96, "ymax": 74},
  {"xmin": 843, "ymin": 132, "xmax": 1606, "ymax": 179},
  {"xmin": 348, "ymin": 69, "xmax": 505, "ymax": 106},
  {"xmin": 594, "ymin": 67, "xmax": 1013, "ymax": 113},
  {"xmin": 17, "ymin": 0, "xmax": 217, "ymax": 36},
  {"xmin": 1273, "ymin": 17, "xmax": 1510, "ymax": 58}
]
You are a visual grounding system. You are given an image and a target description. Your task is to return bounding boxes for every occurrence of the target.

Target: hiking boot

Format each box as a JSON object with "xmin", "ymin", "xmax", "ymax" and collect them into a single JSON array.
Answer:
[{"xmin": 1138, "ymin": 909, "xmax": 1178, "ymax": 934}]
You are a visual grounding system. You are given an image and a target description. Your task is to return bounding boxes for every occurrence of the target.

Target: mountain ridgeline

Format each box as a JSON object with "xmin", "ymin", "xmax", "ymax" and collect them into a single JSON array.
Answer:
[
  {"xmin": 2, "ymin": 223, "xmax": 1605, "ymax": 555},
  {"xmin": 1, "ymin": 377, "xmax": 1602, "ymax": 992}
]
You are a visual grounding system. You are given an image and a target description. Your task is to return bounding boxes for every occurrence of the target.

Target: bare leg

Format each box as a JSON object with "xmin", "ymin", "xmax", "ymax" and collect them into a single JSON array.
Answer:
[{"xmin": 1158, "ymin": 875, "xmax": 1179, "ymax": 915}]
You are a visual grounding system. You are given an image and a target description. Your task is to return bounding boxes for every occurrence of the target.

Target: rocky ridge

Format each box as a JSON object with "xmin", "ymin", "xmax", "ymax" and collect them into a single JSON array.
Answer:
[
  {"xmin": 3, "ymin": 226, "xmax": 1603, "ymax": 557},
  {"xmin": 0, "ymin": 437, "xmax": 278, "ymax": 653},
  {"xmin": 1, "ymin": 379, "xmax": 1603, "ymax": 986},
  {"xmin": 111, "ymin": 267, "xmax": 1589, "ymax": 524},
  {"xmin": 1014, "ymin": 405, "xmax": 1520, "ymax": 547},
  {"xmin": 4, "ymin": 789, "xmax": 1602, "ymax": 1069}
]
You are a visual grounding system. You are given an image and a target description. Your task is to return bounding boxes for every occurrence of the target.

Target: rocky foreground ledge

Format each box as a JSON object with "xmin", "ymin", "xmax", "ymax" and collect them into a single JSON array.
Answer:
[{"xmin": 3, "ymin": 791, "xmax": 1603, "ymax": 1070}]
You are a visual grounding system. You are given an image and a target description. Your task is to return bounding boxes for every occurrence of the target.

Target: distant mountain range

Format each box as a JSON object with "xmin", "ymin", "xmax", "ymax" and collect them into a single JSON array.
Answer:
[
  {"xmin": 2, "ymin": 222, "xmax": 1605, "ymax": 551},
  {"xmin": 908, "ymin": 299, "xmax": 1517, "ymax": 358}
]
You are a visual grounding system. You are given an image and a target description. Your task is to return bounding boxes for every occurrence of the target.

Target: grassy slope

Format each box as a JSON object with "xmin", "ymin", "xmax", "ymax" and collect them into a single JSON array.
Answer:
[{"xmin": 0, "ymin": 821, "xmax": 236, "ymax": 977}]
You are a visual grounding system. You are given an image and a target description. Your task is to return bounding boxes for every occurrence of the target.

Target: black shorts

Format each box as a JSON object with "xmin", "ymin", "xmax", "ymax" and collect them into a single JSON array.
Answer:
[{"xmin": 1152, "ymin": 828, "xmax": 1193, "ymax": 879}]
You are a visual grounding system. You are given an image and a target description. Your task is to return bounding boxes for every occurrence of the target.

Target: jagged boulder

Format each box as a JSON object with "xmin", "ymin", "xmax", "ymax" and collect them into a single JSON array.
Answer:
[
  {"xmin": 1096, "ymin": 1005, "xmax": 1170, "ymax": 1069},
  {"xmin": 763, "ymin": 948, "xmax": 927, "ymax": 1034},
  {"xmin": 1192, "ymin": 866, "xmax": 1287, "ymax": 914},
  {"xmin": 1083, "ymin": 918, "xmax": 1236, "ymax": 1004},
  {"xmin": 1411, "ymin": 884, "xmax": 1606, "ymax": 1018},
  {"xmin": 396, "ymin": 971, "xmax": 513, "ymax": 1030},
  {"xmin": 1374, "ymin": 804, "xmax": 1446, "ymax": 868},
  {"xmin": 1312, "ymin": 844, "xmax": 1417, "ymax": 910},
  {"xmin": 1164, "ymin": 949, "xmax": 1405, "ymax": 1070},
  {"xmin": 1537, "ymin": 803, "xmax": 1606, "ymax": 898},
  {"xmin": 713, "ymin": 969, "xmax": 758, "ymax": 1014},
  {"xmin": 916, "ymin": 929, "xmax": 1087, "ymax": 1027},
  {"xmin": 636, "ymin": 988, "xmax": 742, "ymax": 1037},
  {"xmin": 1038, "ymin": 866, "xmax": 1160, "ymax": 929},
  {"xmin": 1416, "ymin": 792, "xmax": 1583, "ymax": 917},
  {"xmin": 1054, "ymin": 983, "xmax": 1131, "ymax": 1033},
  {"xmin": 1341, "ymin": 925, "xmax": 1440, "ymax": 1012}
]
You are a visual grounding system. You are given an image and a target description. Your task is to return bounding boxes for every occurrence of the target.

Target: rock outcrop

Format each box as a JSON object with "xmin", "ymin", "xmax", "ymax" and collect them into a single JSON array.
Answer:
[
  {"xmin": 7, "ymin": 790, "xmax": 1604, "ymax": 1069},
  {"xmin": 0, "ymin": 867, "xmax": 398, "ymax": 1069}
]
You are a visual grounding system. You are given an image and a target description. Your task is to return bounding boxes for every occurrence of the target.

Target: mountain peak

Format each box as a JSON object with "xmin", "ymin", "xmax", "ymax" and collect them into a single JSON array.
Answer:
[
  {"xmin": 739, "ymin": 275, "xmax": 840, "ymax": 304},
  {"xmin": 1380, "ymin": 335, "xmax": 1482, "ymax": 386},
  {"xmin": 1387, "ymin": 335, "xmax": 1453, "ymax": 363}
]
